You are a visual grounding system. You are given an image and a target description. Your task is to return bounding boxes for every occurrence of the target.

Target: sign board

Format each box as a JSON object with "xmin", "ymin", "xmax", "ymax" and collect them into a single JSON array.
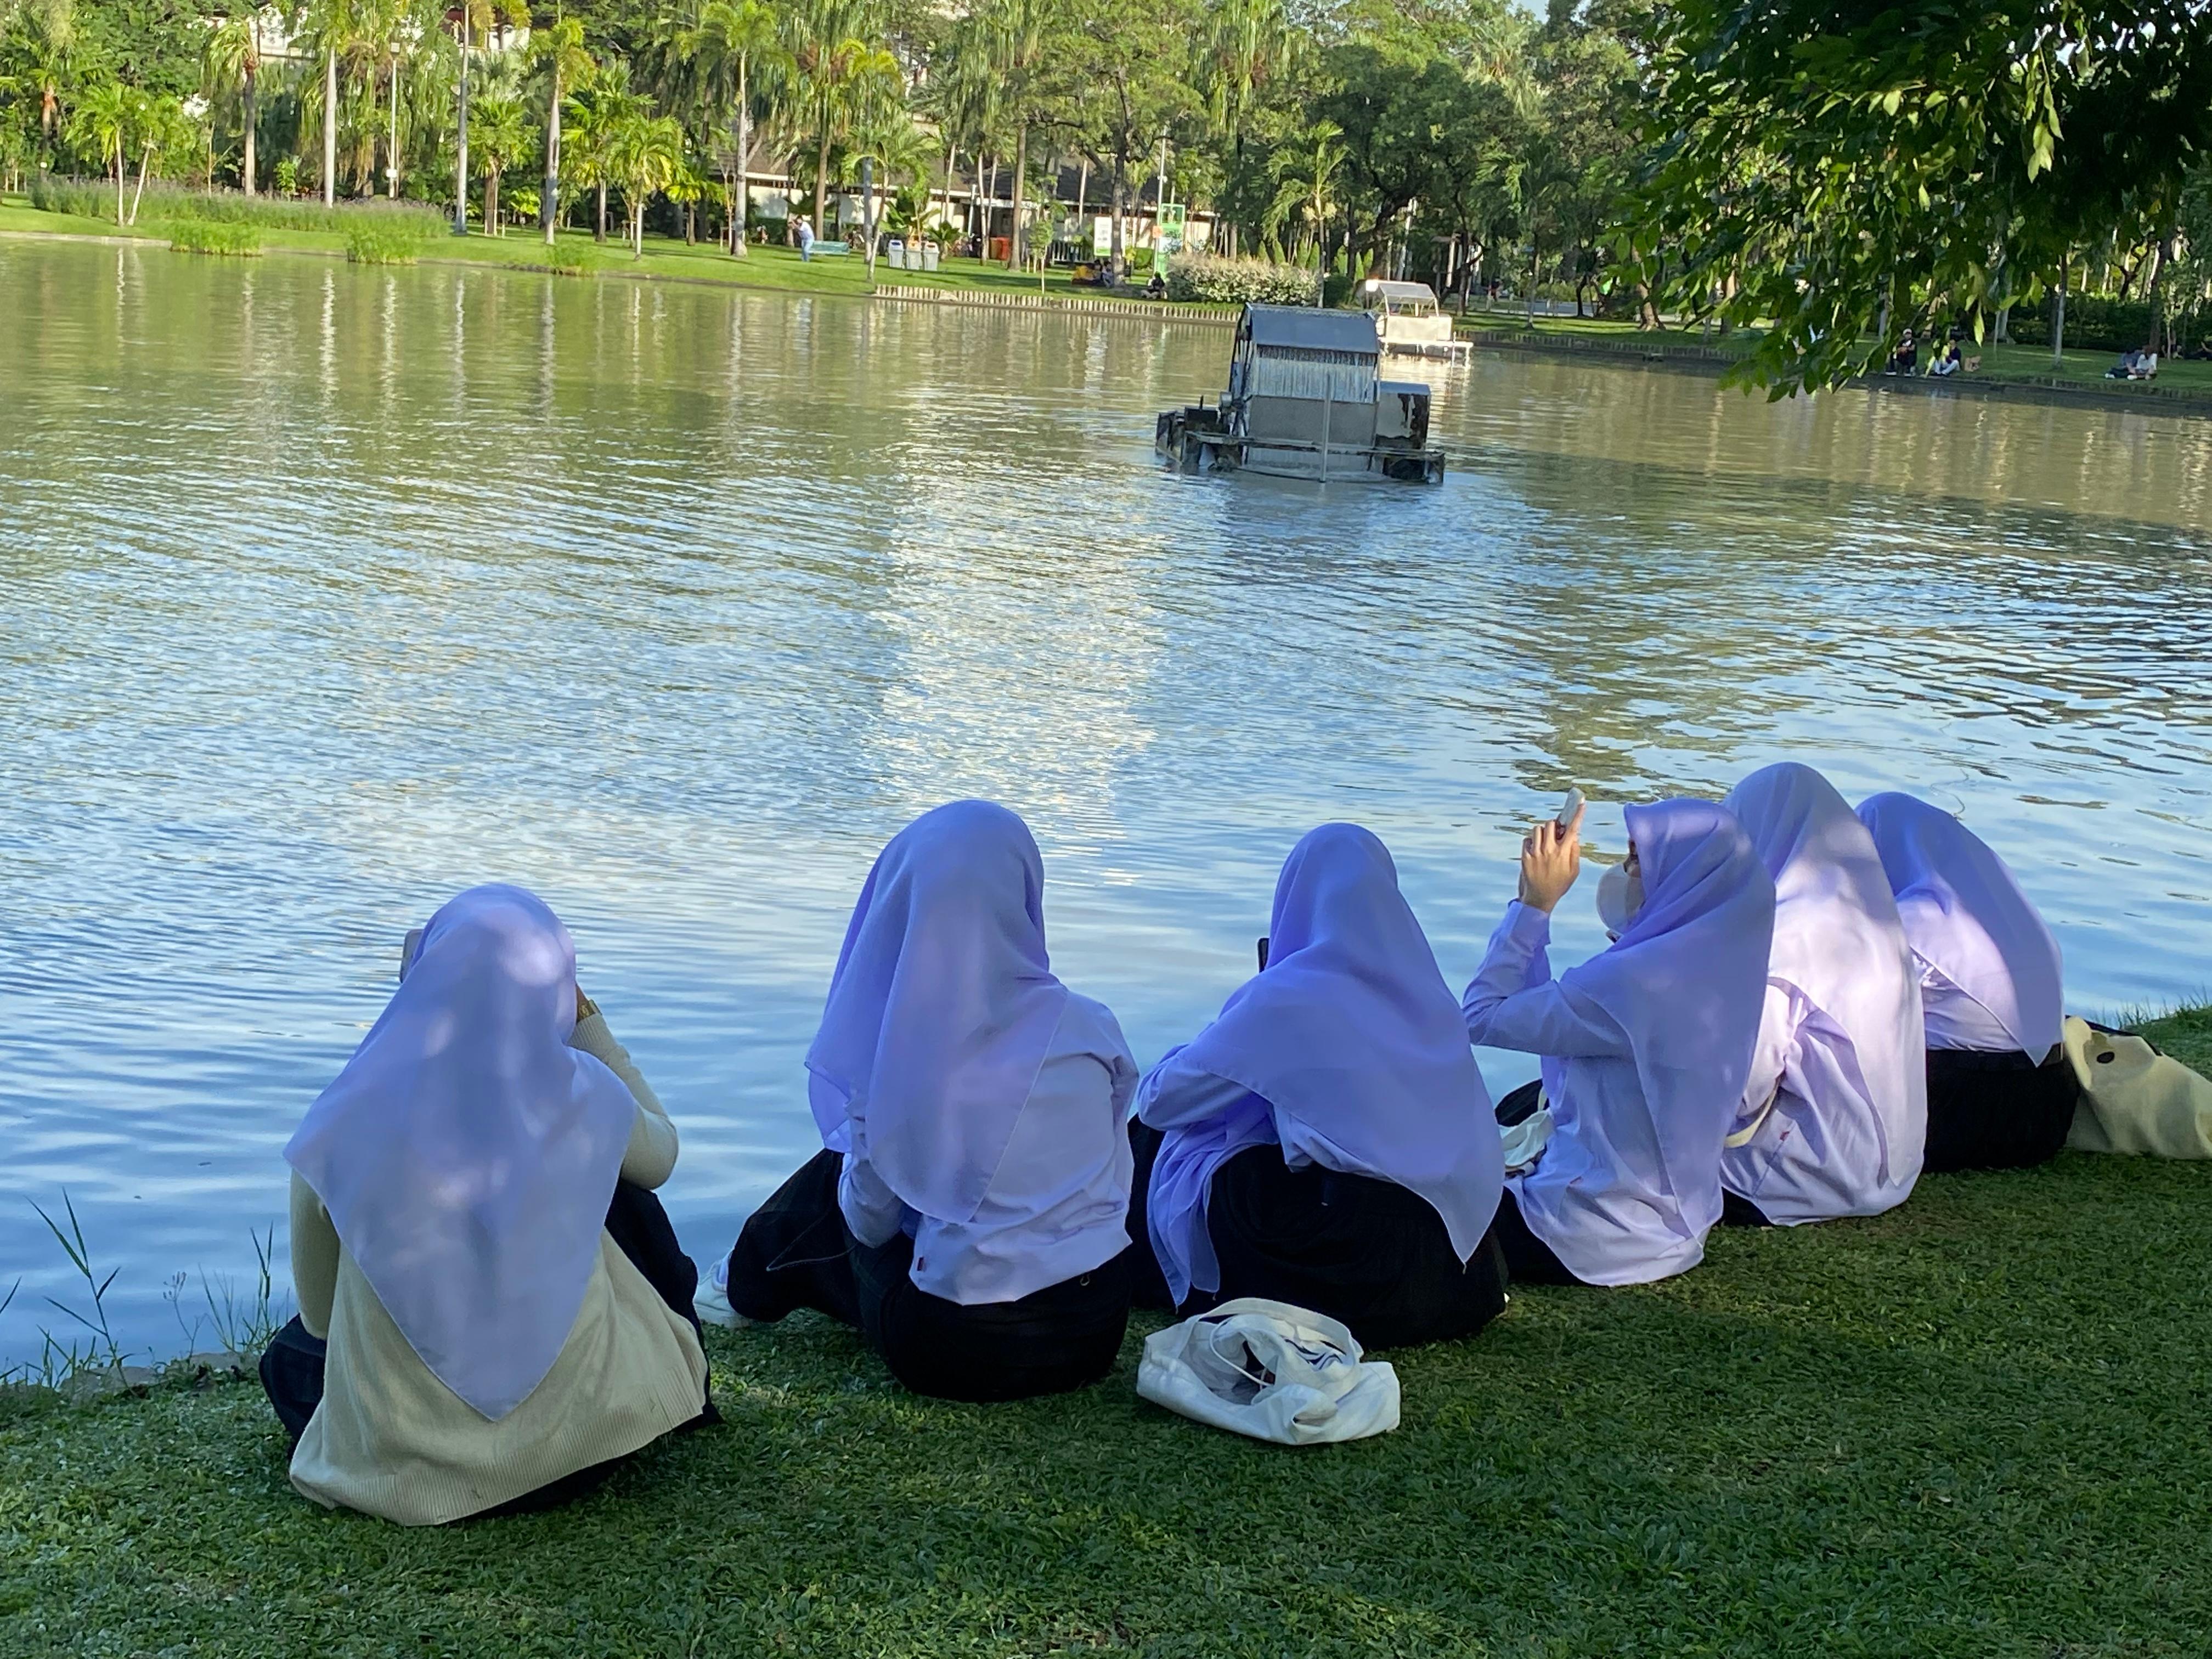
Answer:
[{"xmin": 1156, "ymin": 202, "xmax": 1186, "ymax": 256}]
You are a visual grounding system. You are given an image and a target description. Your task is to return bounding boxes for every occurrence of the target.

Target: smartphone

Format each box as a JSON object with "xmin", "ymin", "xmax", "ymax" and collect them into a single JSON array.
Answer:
[
  {"xmin": 1555, "ymin": 787, "xmax": 1584, "ymax": 828},
  {"xmin": 1256, "ymin": 936, "xmax": 1270, "ymax": 971},
  {"xmin": 398, "ymin": 927, "xmax": 425, "ymax": 983}
]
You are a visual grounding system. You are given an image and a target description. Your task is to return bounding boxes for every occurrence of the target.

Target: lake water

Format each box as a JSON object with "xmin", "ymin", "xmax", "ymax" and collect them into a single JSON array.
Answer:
[{"xmin": 3, "ymin": 239, "xmax": 2209, "ymax": 1369}]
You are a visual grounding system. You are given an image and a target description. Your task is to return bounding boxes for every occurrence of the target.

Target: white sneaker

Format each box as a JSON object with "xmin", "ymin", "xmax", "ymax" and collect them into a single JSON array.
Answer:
[{"xmin": 694, "ymin": 1254, "xmax": 747, "ymax": 1328}]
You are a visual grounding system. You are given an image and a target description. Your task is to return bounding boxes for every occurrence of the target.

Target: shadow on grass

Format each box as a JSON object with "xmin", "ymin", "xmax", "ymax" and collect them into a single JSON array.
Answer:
[{"xmin": 5, "ymin": 1154, "xmax": 2210, "ymax": 1656}]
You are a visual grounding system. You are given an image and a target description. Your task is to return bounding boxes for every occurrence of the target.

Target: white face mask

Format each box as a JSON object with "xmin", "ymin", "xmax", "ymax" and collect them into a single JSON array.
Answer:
[{"xmin": 1596, "ymin": 861, "xmax": 1643, "ymax": 939}]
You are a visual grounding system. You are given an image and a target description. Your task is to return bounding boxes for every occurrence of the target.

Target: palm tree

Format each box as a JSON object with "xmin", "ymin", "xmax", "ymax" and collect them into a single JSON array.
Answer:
[
  {"xmin": 1192, "ymin": 0, "xmax": 1294, "ymax": 255},
  {"xmin": 300, "ymin": 0, "xmax": 360, "ymax": 207},
  {"xmin": 528, "ymin": 13, "xmax": 592, "ymax": 245},
  {"xmin": 977, "ymin": 0, "xmax": 1051, "ymax": 270},
  {"xmin": 668, "ymin": 0, "xmax": 785, "ymax": 256},
  {"xmin": 565, "ymin": 64, "xmax": 644, "ymax": 243},
  {"xmin": 67, "ymin": 81, "xmax": 133, "ymax": 224},
  {"xmin": 607, "ymin": 110, "xmax": 685, "ymax": 257},
  {"xmin": 783, "ymin": 0, "xmax": 901, "ymax": 239},
  {"xmin": 124, "ymin": 93, "xmax": 194, "ymax": 224},
  {"xmin": 838, "ymin": 106, "xmax": 929, "ymax": 280},
  {"xmin": 1264, "ymin": 117, "xmax": 1347, "ymax": 307},
  {"xmin": 471, "ymin": 91, "xmax": 528, "ymax": 233},
  {"xmin": 203, "ymin": 12, "xmax": 261, "ymax": 194},
  {"xmin": 10, "ymin": 1, "xmax": 73, "ymax": 170}
]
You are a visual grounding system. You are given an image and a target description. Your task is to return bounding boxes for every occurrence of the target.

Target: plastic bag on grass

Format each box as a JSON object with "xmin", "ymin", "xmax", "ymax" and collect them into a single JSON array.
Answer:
[{"xmin": 1137, "ymin": 1298, "xmax": 1400, "ymax": 1444}]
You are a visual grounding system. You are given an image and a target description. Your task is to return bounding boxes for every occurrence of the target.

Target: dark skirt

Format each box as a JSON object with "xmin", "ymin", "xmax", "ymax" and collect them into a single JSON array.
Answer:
[
  {"xmin": 259, "ymin": 1179, "xmax": 715, "ymax": 1522},
  {"xmin": 1487, "ymin": 1186, "xmax": 1589, "ymax": 1284},
  {"xmin": 1923, "ymin": 1044, "xmax": 2079, "ymax": 1172},
  {"xmin": 1127, "ymin": 1120, "xmax": 1510, "ymax": 1351},
  {"xmin": 725, "ymin": 1148, "xmax": 1132, "ymax": 1404}
]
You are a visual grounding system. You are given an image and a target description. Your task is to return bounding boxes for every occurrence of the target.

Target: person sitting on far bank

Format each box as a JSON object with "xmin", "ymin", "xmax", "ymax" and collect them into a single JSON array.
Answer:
[
  {"xmin": 1462, "ymin": 798, "xmax": 1776, "ymax": 1287},
  {"xmin": 1718, "ymin": 763, "xmax": 1926, "ymax": 1226},
  {"xmin": 1855, "ymin": 792, "xmax": 2076, "ymax": 1170},
  {"xmin": 723, "ymin": 800, "xmax": 1141, "ymax": 1403},
  {"xmin": 262, "ymin": 885, "xmax": 714, "ymax": 1527},
  {"xmin": 1145, "ymin": 268, "xmax": 1168, "ymax": 299},
  {"xmin": 1929, "ymin": 337, "xmax": 1965, "ymax": 377},
  {"xmin": 2105, "ymin": 346, "xmax": 2145, "ymax": 379},
  {"xmin": 1126, "ymin": 823, "xmax": 1507, "ymax": 1351},
  {"xmin": 1884, "ymin": 330, "xmax": 1919, "ymax": 375}
]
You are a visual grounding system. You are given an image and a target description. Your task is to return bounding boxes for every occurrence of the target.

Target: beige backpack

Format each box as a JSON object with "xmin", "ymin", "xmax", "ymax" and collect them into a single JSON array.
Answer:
[{"xmin": 2063, "ymin": 1016, "xmax": 2212, "ymax": 1158}]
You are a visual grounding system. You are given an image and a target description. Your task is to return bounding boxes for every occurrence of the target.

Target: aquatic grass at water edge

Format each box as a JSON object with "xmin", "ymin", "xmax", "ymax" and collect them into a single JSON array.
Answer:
[
  {"xmin": 1, "ymin": 1190, "xmax": 289, "ymax": 1395},
  {"xmin": 165, "ymin": 220, "xmax": 262, "ymax": 257},
  {"xmin": 29, "ymin": 175, "xmax": 444, "ymax": 239},
  {"xmin": 346, "ymin": 219, "xmax": 433, "ymax": 266}
]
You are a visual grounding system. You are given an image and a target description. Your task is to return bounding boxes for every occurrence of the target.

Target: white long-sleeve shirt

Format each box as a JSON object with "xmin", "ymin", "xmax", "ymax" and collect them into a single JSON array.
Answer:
[
  {"xmin": 1915, "ymin": 954, "xmax": 2022, "ymax": 1052},
  {"xmin": 1460, "ymin": 902, "xmax": 1718, "ymax": 1286},
  {"xmin": 837, "ymin": 992, "xmax": 1139, "ymax": 1306},
  {"xmin": 1724, "ymin": 980, "xmax": 1922, "ymax": 1224}
]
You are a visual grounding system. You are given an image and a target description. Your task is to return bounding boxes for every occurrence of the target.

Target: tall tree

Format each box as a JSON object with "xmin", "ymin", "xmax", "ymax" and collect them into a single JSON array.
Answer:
[
  {"xmin": 472, "ymin": 90, "xmax": 528, "ymax": 231},
  {"xmin": 203, "ymin": 10, "xmax": 260, "ymax": 194},
  {"xmin": 665, "ymin": 0, "xmax": 786, "ymax": 256},
  {"xmin": 1263, "ymin": 114, "xmax": 1346, "ymax": 304},
  {"xmin": 783, "ymin": 0, "xmax": 900, "ymax": 238},
  {"xmin": 1065, "ymin": 0, "xmax": 1193, "ymax": 283},
  {"xmin": 66, "ymin": 78, "xmax": 132, "ymax": 222},
  {"xmin": 1632, "ymin": 0, "xmax": 2212, "ymax": 393},
  {"xmin": 529, "ymin": 13, "xmax": 594, "ymax": 244},
  {"xmin": 608, "ymin": 106, "xmax": 683, "ymax": 253}
]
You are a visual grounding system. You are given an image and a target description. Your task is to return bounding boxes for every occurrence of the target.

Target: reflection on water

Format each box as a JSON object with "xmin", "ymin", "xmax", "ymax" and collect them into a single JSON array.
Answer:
[{"xmin": 2, "ymin": 241, "xmax": 2208, "ymax": 1364}]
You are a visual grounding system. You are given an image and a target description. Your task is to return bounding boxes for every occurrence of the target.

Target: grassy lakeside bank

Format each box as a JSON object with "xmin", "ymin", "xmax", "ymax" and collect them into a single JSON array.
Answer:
[
  {"xmin": 0, "ymin": 197, "xmax": 1229, "ymax": 311},
  {"xmin": 1455, "ymin": 313, "xmax": 2212, "ymax": 403},
  {"xmin": 7, "ymin": 1034, "xmax": 2212, "ymax": 1656}
]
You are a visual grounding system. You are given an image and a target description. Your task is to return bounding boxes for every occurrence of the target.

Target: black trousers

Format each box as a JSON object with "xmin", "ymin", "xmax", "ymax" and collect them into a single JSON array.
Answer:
[
  {"xmin": 259, "ymin": 1180, "xmax": 715, "ymax": 1522},
  {"xmin": 1127, "ymin": 1120, "xmax": 1511, "ymax": 1350},
  {"xmin": 1486, "ymin": 1081, "xmax": 1595, "ymax": 1282},
  {"xmin": 726, "ymin": 1148, "xmax": 1133, "ymax": 1403},
  {"xmin": 1923, "ymin": 1045, "xmax": 2078, "ymax": 1172}
]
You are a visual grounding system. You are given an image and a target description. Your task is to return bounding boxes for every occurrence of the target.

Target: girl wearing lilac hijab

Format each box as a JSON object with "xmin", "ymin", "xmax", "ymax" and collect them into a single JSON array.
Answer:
[
  {"xmin": 1856, "ymin": 792, "xmax": 2075, "ymax": 1170},
  {"xmin": 1720, "ymin": 763, "xmax": 1927, "ymax": 1224},
  {"xmin": 1462, "ymin": 798, "xmax": 1776, "ymax": 1286},
  {"xmin": 724, "ymin": 800, "xmax": 1140, "ymax": 1402},
  {"xmin": 264, "ymin": 884, "xmax": 713, "ymax": 1526},
  {"xmin": 1126, "ymin": 823, "xmax": 1507, "ymax": 1350}
]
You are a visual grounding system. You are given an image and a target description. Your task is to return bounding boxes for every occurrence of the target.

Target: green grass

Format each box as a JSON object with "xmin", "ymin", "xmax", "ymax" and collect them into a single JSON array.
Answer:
[
  {"xmin": 0, "ymin": 199, "xmax": 1231, "ymax": 311},
  {"xmin": 165, "ymin": 219, "xmax": 262, "ymax": 257},
  {"xmin": 8, "ymin": 1130, "xmax": 2212, "ymax": 1653},
  {"xmin": 344, "ymin": 217, "xmax": 432, "ymax": 266},
  {"xmin": 2134, "ymin": 1006, "xmax": 2212, "ymax": 1075}
]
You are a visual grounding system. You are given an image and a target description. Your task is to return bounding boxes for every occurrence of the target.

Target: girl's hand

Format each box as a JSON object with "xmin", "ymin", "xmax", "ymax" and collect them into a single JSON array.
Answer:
[{"xmin": 1517, "ymin": 804, "xmax": 1585, "ymax": 912}]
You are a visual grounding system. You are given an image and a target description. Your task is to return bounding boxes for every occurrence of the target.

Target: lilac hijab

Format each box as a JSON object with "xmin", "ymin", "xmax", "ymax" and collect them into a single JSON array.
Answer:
[
  {"xmin": 285, "ymin": 885, "xmax": 637, "ymax": 1421},
  {"xmin": 1856, "ymin": 792, "xmax": 2064, "ymax": 1056},
  {"xmin": 1723, "ymin": 763, "xmax": 1925, "ymax": 1178},
  {"xmin": 805, "ymin": 800, "xmax": 1071, "ymax": 1223},
  {"xmin": 1554, "ymin": 800, "xmax": 1778, "ymax": 1215},
  {"xmin": 1149, "ymin": 824, "xmax": 1501, "ymax": 1301}
]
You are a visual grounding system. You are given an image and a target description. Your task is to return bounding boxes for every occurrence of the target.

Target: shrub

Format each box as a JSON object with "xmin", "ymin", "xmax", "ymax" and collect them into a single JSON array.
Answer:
[
  {"xmin": 346, "ymin": 218, "xmax": 432, "ymax": 265},
  {"xmin": 1164, "ymin": 253, "xmax": 1321, "ymax": 306},
  {"xmin": 166, "ymin": 220, "xmax": 262, "ymax": 257},
  {"xmin": 543, "ymin": 246, "xmax": 591, "ymax": 276},
  {"xmin": 31, "ymin": 175, "xmax": 444, "ymax": 238},
  {"xmin": 2006, "ymin": 293, "xmax": 2159, "ymax": 353}
]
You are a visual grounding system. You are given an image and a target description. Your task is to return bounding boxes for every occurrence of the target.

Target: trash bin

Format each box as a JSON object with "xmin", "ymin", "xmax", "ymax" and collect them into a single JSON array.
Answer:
[
  {"xmin": 987, "ymin": 236, "xmax": 1010, "ymax": 263},
  {"xmin": 922, "ymin": 243, "xmax": 940, "ymax": 272}
]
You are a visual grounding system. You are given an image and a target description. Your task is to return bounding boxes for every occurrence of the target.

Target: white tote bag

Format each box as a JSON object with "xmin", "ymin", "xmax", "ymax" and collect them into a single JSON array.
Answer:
[{"xmin": 1137, "ymin": 1298, "xmax": 1401, "ymax": 1445}]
